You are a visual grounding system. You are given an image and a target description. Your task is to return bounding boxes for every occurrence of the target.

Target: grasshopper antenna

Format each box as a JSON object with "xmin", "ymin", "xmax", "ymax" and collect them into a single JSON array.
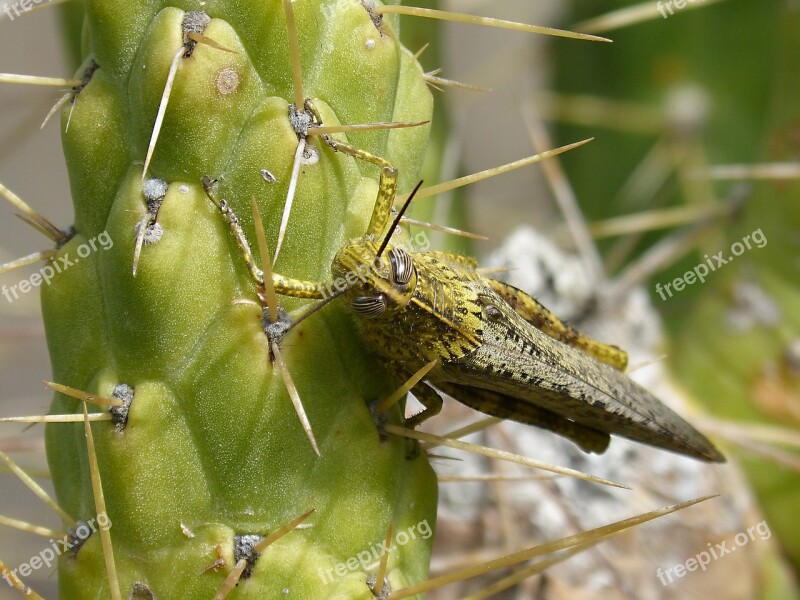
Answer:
[{"xmin": 375, "ymin": 179, "xmax": 424, "ymax": 260}]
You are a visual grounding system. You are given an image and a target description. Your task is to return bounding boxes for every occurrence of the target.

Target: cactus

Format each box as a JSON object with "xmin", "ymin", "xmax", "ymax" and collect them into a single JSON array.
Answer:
[{"xmin": 18, "ymin": 0, "xmax": 438, "ymax": 597}]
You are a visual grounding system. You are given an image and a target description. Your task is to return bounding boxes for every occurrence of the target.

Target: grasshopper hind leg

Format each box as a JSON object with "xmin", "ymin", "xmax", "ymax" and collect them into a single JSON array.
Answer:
[
  {"xmin": 487, "ymin": 279, "xmax": 629, "ymax": 371},
  {"xmin": 404, "ymin": 382, "xmax": 444, "ymax": 429},
  {"xmin": 435, "ymin": 382, "xmax": 611, "ymax": 455}
]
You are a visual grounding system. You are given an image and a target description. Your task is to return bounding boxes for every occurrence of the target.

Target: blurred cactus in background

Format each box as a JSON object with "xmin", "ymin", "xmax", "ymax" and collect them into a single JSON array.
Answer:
[{"xmin": 549, "ymin": 0, "xmax": 800, "ymax": 574}]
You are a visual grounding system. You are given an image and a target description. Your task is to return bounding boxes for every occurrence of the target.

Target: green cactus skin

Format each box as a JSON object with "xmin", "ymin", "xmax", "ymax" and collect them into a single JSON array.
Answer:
[{"xmin": 43, "ymin": 1, "xmax": 436, "ymax": 597}]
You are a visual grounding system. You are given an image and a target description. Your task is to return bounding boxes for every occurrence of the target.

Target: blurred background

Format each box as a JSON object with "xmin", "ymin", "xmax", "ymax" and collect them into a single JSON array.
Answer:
[{"xmin": 1, "ymin": 0, "xmax": 798, "ymax": 598}]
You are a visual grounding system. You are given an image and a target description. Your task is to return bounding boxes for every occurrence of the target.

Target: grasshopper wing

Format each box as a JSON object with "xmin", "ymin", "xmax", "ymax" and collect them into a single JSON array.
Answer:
[{"xmin": 433, "ymin": 287, "xmax": 724, "ymax": 462}]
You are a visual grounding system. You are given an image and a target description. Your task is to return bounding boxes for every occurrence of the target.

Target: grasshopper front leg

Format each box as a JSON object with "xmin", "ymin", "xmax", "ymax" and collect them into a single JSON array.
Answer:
[
  {"xmin": 202, "ymin": 176, "xmax": 324, "ymax": 305},
  {"xmin": 322, "ymin": 137, "xmax": 399, "ymax": 240}
]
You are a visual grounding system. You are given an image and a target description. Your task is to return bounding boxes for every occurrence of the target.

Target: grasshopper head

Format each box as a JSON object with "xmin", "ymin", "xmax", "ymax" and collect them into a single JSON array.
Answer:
[{"xmin": 331, "ymin": 238, "xmax": 417, "ymax": 318}]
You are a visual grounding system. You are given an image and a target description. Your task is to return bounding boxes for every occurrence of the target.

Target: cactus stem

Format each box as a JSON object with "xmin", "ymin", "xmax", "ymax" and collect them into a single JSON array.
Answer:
[
  {"xmin": 400, "ymin": 217, "xmax": 489, "ymax": 241},
  {"xmin": 0, "ymin": 514, "xmax": 63, "ymax": 538},
  {"xmin": 81, "ymin": 402, "xmax": 122, "ymax": 600},
  {"xmin": 282, "ymin": 0, "xmax": 306, "ymax": 110},
  {"xmin": 141, "ymin": 46, "xmax": 184, "ymax": 181},
  {"xmin": 462, "ymin": 543, "xmax": 593, "ymax": 600},
  {"xmin": 214, "ymin": 558, "xmax": 248, "ymax": 600},
  {"xmin": 252, "ymin": 507, "xmax": 316, "ymax": 554},
  {"xmin": 0, "ymin": 449, "xmax": 75, "ymax": 524},
  {"xmin": 0, "ymin": 413, "xmax": 113, "ymax": 423},
  {"xmin": 438, "ymin": 474, "xmax": 555, "ymax": 483},
  {"xmin": 273, "ymin": 135, "xmax": 307, "ymax": 265},
  {"xmin": 373, "ymin": 6, "xmax": 613, "ymax": 43},
  {"xmin": 308, "ymin": 120, "xmax": 429, "ymax": 136},
  {"xmin": 699, "ymin": 162, "xmax": 800, "ymax": 180},
  {"xmin": 0, "ymin": 180, "xmax": 66, "ymax": 243},
  {"xmin": 423, "ymin": 416, "xmax": 502, "ymax": 451},
  {"xmin": 385, "ymin": 424, "xmax": 629, "ymax": 489},
  {"xmin": 523, "ymin": 114, "xmax": 604, "ymax": 282},
  {"xmin": 377, "ymin": 360, "xmax": 437, "ymax": 416},
  {"xmin": 370, "ymin": 521, "xmax": 393, "ymax": 597},
  {"xmin": 43, "ymin": 380, "xmax": 124, "ymax": 408},
  {"xmin": 250, "ymin": 197, "xmax": 279, "ymax": 324},
  {"xmin": 0, "ymin": 250, "xmax": 56, "ymax": 275},
  {"xmin": 587, "ymin": 202, "xmax": 734, "ymax": 239},
  {"xmin": 185, "ymin": 32, "xmax": 236, "ymax": 54},
  {"xmin": 423, "ymin": 73, "xmax": 491, "ymax": 93},
  {"xmin": 270, "ymin": 341, "xmax": 321, "ymax": 456},
  {"xmin": 41, "ymin": 91, "xmax": 72, "ymax": 129},
  {"xmin": 0, "ymin": 73, "xmax": 81, "ymax": 87},
  {"xmin": 572, "ymin": 0, "xmax": 729, "ymax": 34},
  {"xmin": 397, "ymin": 139, "xmax": 595, "ymax": 204},
  {"xmin": 0, "ymin": 556, "xmax": 45, "ymax": 599},
  {"xmin": 392, "ymin": 496, "xmax": 716, "ymax": 599},
  {"xmin": 413, "ymin": 42, "xmax": 430, "ymax": 60}
]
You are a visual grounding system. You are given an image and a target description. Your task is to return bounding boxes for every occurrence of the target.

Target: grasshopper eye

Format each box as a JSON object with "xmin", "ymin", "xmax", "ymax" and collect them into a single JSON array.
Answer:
[
  {"xmin": 351, "ymin": 295, "xmax": 387, "ymax": 317},
  {"xmin": 388, "ymin": 247, "xmax": 414, "ymax": 286},
  {"xmin": 483, "ymin": 304, "xmax": 503, "ymax": 322}
]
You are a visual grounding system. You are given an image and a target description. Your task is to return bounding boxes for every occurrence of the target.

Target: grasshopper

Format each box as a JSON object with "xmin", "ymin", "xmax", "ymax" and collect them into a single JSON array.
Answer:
[{"xmin": 205, "ymin": 124, "xmax": 724, "ymax": 463}]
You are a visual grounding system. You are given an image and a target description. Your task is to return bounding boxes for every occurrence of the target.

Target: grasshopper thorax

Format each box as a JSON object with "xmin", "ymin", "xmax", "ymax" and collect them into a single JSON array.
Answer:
[{"xmin": 331, "ymin": 239, "xmax": 417, "ymax": 318}]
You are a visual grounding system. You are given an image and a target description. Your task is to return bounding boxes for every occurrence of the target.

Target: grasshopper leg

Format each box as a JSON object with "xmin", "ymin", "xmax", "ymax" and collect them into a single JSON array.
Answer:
[
  {"xmin": 321, "ymin": 137, "xmax": 399, "ymax": 239},
  {"xmin": 404, "ymin": 382, "xmax": 444, "ymax": 429},
  {"xmin": 487, "ymin": 279, "xmax": 629, "ymax": 371},
  {"xmin": 201, "ymin": 177, "xmax": 323, "ymax": 303}
]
